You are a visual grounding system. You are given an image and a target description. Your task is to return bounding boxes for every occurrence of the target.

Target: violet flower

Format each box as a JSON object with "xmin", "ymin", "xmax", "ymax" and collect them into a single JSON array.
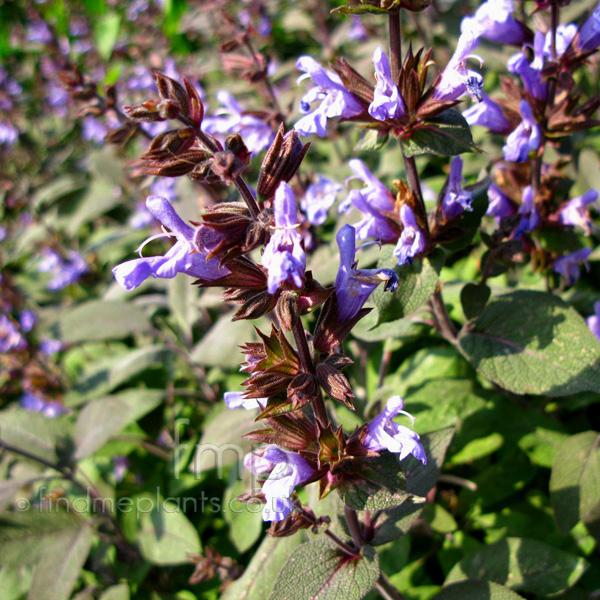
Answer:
[
  {"xmin": 0, "ymin": 122, "xmax": 19, "ymax": 146},
  {"xmin": 460, "ymin": 0, "xmax": 528, "ymax": 45},
  {"xmin": 364, "ymin": 396, "xmax": 427, "ymax": 464},
  {"xmin": 557, "ymin": 190, "xmax": 598, "ymax": 233},
  {"xmin": 224, "ymin": 391, "xmax": 267, "ymax": 410},
  {"xmin": 39, "ymin": 337, "xmax": 64, "ymax": 355},
  {"xmin": 502, "ymin": 100, "xmax": 541, "ymax": 163},
  {"xmin": 369, "ymin": 47, "xmax": 405, "ymax": 122},
  {"xmin": 20, "ymin": 392, "xmax": 70, "ymax": 418},
  {"xmin": 507, "ymin": 31, "xmax": 547, "ymax": 100},
  {"xmin": 587, "ymin": 301, "xmax": 600, "ymax": 343},
  {"xmin": 202, "ymin": 91, "xmax": 274, "ymax": 154},
  {"xmin": 441, "ymin": 156, "xmax": 474, "ymax": 220},
  {"xmin": 578, "ymin": 3, "xmax": 600, "ymax": 52},
  {"xmin": 38, "ymin": 249, "xmax": 88, "ymax": 291},
  {"xmin": 348, "ymin": 15, "xmax": 368, "ymax": 41},
  {"xmin": 262, "ymin": 183, "xmax": 306, "ymax": 294},
  {"xmin": 544, "ymin": 24, "xmax": 578, "ymax": 57},
  {"xmin": 0, "ymin": 314, "xmax": 27, "ymax": 353},
  {"xmin": 486, "ymin": 183, "xmax": 516, "ymax": 219},
  {"xmin": 300, "ymin": 176, "xmax": 342, "ymax": 226},
  {"xmin": 294, "ymin": 56, "xmax": 364, "ymax": 137},
  {"xmin": 514, "ymin": 185, "xmax": 540, "ymax": 238},
  {"xmin": 113, "ymin": 195, "xmax": 229, "ymax": 291},
  {"xmin": 113, "ymin": 456, "xmax": 131, "ymax": 483},
  {"xmin": 394, "ymin": 205, "xmax": 426, "ymax": 266},
  {"xmin": 19, "ymin": 310, "xmax": 37, "ymax": 332},
  {"xmin": 340, "ymin": 160, "xmax": 397, "ymax": 241},
  {"xmin": 463, "ymin": 92, "xmax": 510, "ymax": 132},
  {"xmin": 553, "ymin": 248, "xmax": 592, "ymax": 285},
  {"xmin": 334, "ymin": 225, "xmax": 398, "ymax": 323},
  {"xmin": 434, "ymin": 33, "xmax": 484, "ymax": 102},
  {"xmin": 245, "ymin": 445, "xmax": 315, "ymax": 521}
]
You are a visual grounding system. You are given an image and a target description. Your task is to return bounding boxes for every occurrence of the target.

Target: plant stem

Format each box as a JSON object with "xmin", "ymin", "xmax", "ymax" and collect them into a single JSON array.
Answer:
[
  {"xmin": 291, "ymin": 319, "xmax": 329, "ymax": 429},
  {"xmin": 344, "ymin": 506, "xmax": 363, "ymax": 549},
  {"xmin": 431, "ymin": 287, "xmax": 457, "ymax": 343},
  {"xmin": 388, "ymin": 11, "xmax": 402, "ymax": 83},
  {"xmin": 376, "ymin": 573, "xmax": 406, "ymax": 600}
]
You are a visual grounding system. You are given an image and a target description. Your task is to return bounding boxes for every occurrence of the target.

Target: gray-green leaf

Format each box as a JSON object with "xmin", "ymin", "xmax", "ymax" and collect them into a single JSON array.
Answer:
[
  {"xmin": 269, "ymin": 539, "xmax": 379, "ymax": 600},
  {"xmin": 457, "ymin": 291, "xmax": 600, "ymax": 396}
]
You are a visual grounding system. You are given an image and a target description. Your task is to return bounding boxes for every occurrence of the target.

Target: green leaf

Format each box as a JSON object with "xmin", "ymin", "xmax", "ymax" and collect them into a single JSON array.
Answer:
[
  {"xmin": 192, "ymin": 314, "xmax": 268, "ymax": 368},
  {"xmin": 370, "ymin": 497, "xmax": 427, "ymax": 546},
  {"xmin": 48, "ymin": 300, "xmax": 150, "ymax": 343},
  {"xmin": 433, "ymin": 581, "xmax": 526, "ymax": 600},
  {"xmin": 0, "ymin": 510, "xmax": 88, "ymax": 568},
  {"xmin": 74, "ymin": 390, "xmax": 163, "ymax": 459},
  {"xmin": 404, "ymin": 427, "xmax": 455, "ymax": 498},
  {"xmin": 190, "ymin": 404, "xmax": 258, "ymax": 475},
  {"xmin": 0, "ymin": 409, "xmax": 72, "ymax": 465},
  {"xmin": 461, "ymin": 283, "xmax": 491, "ymax": 320},
  {"xmin": 269, "ymin": 539, "xmax": 379, "ymax": 600},
  {"xmin": 94, "ymin": 12, "xmax": 120, "ymax": 60},
  {"xmin": 72, "ymin": 345, "xmax": 170, "ymax": 401},
  {"xmin": 223, "ymin": 475, "xmax": 264, "ymax": 553},
  {"xmin": 27, "ymin": 523, "xmax": 93, "ymax": 600},
  {"xmin": 401, "ymin": 110, "xmax": 476, "ymax": 157},
  {"xmin": 550, "ymin": 431, "xmax": 600, "ymax": 534},
  {"xmin": 354, "ymin": 128, "xmax": 389, "ymax": 152},
  {"xmin": 372, "ymin": 247, "xmax": 444, "ymax": 326},
  {"xmin": 445, "ymin": 537, "xmax": 589, "ymax": 595},
  {"xmin": 221, "ymin": 534, "xmax": 307, "ymax": 600},
  {"xmin": 457, "ymin": 291, "xmax": 600, "ymax": 396},
  {"xmin": 99, "ymin": 585, "xmax": 130, "ymax": 600},
  {"xmin": 448, "ymin": 432, "xmax": 503, "ymax": 465},
  {"xmin": 338, "ymin": 452, "xmax": 409, "ymax": 511},
  {"xmin": 127, "ymin": 493, "xmax": 201, "ymax": 565},
  {"xmin": 0, "ymin": 566, "xmax": 33, "ymax": 600}
]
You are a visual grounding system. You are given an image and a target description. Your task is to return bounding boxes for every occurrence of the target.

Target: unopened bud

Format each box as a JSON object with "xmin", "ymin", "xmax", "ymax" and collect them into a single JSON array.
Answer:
[
  {"xmin": 276, "ymin": 292, "xmax": 299, "ymax": 331},
  {"xmin": 123, "ymin": 99, "xmax": 164, "ymax": 122},
  {"xmin": 257, "ymin": 124, "xmax": 310, "ymax": 200},
  {"xmin": 210, "ymin": 151, "xmax": 245, "ymax": 185},
  {"xmin": 287, "ymin": 372, "xmax": 319, "ymax": 410}
]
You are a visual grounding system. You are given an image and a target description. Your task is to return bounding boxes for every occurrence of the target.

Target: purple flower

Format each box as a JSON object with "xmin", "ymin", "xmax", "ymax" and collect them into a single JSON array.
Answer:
[
  {"xmin": 461, "ymin": 0, "xmax": 528, "ymax": 45},
  {"xmin": 557, "ymin": 190, "xmax": 598, "ymax": 233},
  {"xmin": 334, "ymin": 225, "xmax": 398, "ymax": 323},
  {"xmin": 587, "ymin": 301, "xmax": 600, "ymax": 342},
  {"xmin": 26, "ymin": 19, "xmax": 53, "ymax": 44},
  {"xmin": 113, "ymin": 196, "xmax": 229, "ymax": 291},
  {"xmin": 369, "ymin": 47, "xmax": 405, "ymax": 121},
  {"xmin": 300, "ymin": 176, "xmax": 342, "ymax": 226},
  {"xmin": 486, "ymin": 183, "xmax": 516, "ymax": 219},
  {"xmin": 434, "ymin": 33, "xmax": 484, "ymax": 102},
  {"xmin": 514, "ymin": 185, "xmax": 540, "ymax": 237},
  {"xmin": 294, "ymin": 56, "xmax": 364, "ymax": 137},
  {"xmin": 507, "ymin": 32, "xmax": 547, "ymax": 99},
  {"xmin": 348, "ymin": 15, "xmax": 368, "ymax": 41},
  {"xmin": 442, "ymin": 156, "xmax": 474, "ymax": 220},
  {"xmin": 81, "ymin": 117, "xmax": 109, "ymax": 145},
  {"xmin": 544, "ymin": 24, "xmax": 578, "ymax": 56},
  {"xmin": 502, "ymin": 100, "xmax": 541, "ymax": 163},
  {"xmin": 0, "ymin": 226, "xmax": 6, "ymax": 242},
  {"xmin": 38, "ymin": 249, "xmax": 88, "ymax": 291},
  {"xmin": 113, "ymin": 456, "xmax": 130, "ymax": 483},
  {"xmin": 0, "ymin": 122, "xmax": 19, "ymax": 146},
  {"xmin": 150, "ymin": 177, "xmax": 178, "ymax": 202},
  {"xmin": 39, "ymin": 337, "xmax": 64, "ymax": 355},
  {"xmin": 578, "ymin": 3, "xmax": 600, "ymax": 52},
  {"xmin": 245, "ymin": 445, "xmax": 314, "ymax": 521},
  {"xmin": 20, "ymin": 392, "xmax": 70, "ymax": 418},
  {"xmin": 340, "ymin": 160, "xmax": 397, "ymax": 241},
  {"xmin": 394, "ymin": 205, "xmax": 426, "ymax": 266},
  {"xmin": 364, "ymin": 396, "xmax": 427, "ymax": 464},
  {"xmin": 0, "ymin": 314, "xmax": 27, "ymax": 353},
  {"xmin": 202, "ymin": 91, "xmax": 274, "ymax": 154},
  {"xmin": 553, "ymin": 248, "xmax": 592, "ymax": 285},
  {"xmin": 463, "ymin": 92, "xmax": 510, "ymax": 132},
  {"xmin": 224, "ymin": 391, "xmax": 266, "ymax": 410},
  {"xmin": 19, "ymin": 310, "xmax": 37, "ymax": 332},
  {"xmin": 262, "ymin": 183, "xmax": 306, "ymax": 294}
]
